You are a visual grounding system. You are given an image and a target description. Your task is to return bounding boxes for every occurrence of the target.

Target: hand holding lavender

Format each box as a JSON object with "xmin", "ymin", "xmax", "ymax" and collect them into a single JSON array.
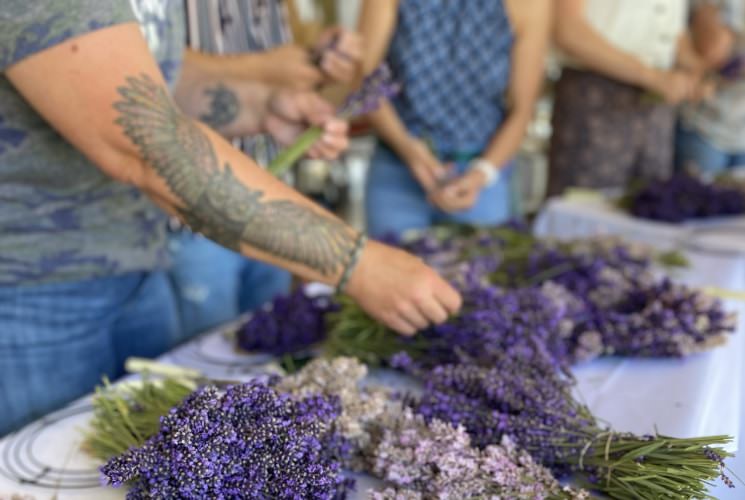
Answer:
[{"xmin": 268, "ymin": 64, "xmax": 400, "ymax": 176}]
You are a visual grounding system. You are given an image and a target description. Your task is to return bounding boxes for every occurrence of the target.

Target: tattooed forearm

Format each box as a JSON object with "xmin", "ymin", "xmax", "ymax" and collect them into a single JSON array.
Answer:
[
  {"xmin": 114, "ymin": 74, "xmax": 356, "ymax": 276},
  {"xmin": 199, "ymin": 83, "xmax": 239, "ymax": 129}
]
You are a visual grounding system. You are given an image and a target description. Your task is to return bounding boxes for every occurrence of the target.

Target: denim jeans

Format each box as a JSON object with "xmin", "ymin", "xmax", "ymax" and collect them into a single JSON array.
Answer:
[
  {"xmin": 167, "ymin": 231, "xmax": 291, "ymax": 342},
  {"xmin": 0, "ymin": 271, "xmax": 180, "ymax": 436},
  {"xmin": 365, "ymin": 144, "xmax": 514, "ymax": 238},
  {"xmin": 675, "ymin": 125, "xmax": 745, "ymax": 174}
]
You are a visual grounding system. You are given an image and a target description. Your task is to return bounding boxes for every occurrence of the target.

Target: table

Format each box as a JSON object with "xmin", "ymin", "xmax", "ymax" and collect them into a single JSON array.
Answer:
[
  {"xmin": 536, "ymin": 195, "xmax": 745, "ymax": 498},
  {"xmin": 535, "ymin": 195, "xmax": 745, "ymax": 291},
  {"xmin": 1, "ymin": 248, "xmax": 743, "ymax": 500}
]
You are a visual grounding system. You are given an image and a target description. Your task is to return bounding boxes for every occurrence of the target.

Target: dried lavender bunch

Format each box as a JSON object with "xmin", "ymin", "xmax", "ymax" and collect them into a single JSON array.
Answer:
[
  {"xmin": 624, "ymin": 172, "xmax": 745, "ymax": 222},
  {"xmin": 368, "ymin": 408, "xmax": 586, "ymax": 500},
  {"xmin": 237, "ymin": 289, "xmax": 337, "ymax": 356},
  {"xmin": 268, "ymin": 64, "xmax": 400, "ymax": 176},
  {"xmin": 275, "ymin": 356, "xmax": 391, "ymax": 469},
  {"xmin": 275, "ymin": 357, "xmax": 585, "ymax": 499},
  {"xmin": 565, "ymin": 277, "xmax": 736, "ymax": 361},
  {"xmin": 409, "ymin": 354, "xmax": 734, "ymax": 499},
  {"xmin": 101, "ymin": 382, "xmax": 351, "ymax": 499}
]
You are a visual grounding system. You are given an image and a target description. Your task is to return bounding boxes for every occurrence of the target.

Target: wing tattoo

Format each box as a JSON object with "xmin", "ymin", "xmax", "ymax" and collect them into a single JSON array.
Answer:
[
  {"xmin": 114, "ymin": 74, "xmax": 356, "ymax": 275},
  {"xmin": 114, "ymin": 74, "xmax": 218, "ymax": 204}
]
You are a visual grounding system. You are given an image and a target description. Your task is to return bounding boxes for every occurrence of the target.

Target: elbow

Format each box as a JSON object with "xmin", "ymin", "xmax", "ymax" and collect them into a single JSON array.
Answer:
[{"xmin": 92, "ymin": 142, "xmax": 152, "ymax": 190}]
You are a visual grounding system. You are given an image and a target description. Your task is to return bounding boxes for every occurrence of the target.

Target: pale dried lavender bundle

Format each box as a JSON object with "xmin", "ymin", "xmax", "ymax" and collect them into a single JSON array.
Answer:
[
  {"xmin": 368, "ymin": 409, "xmax": 587, "ymax": 500},
  {"xmin": 275, "ymin": 357, "xmax": 392, "ymax": 469}
]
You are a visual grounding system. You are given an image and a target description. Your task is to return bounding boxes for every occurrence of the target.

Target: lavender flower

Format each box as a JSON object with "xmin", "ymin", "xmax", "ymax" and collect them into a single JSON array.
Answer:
[
  {"xmin": 627, "ymin": 172, "xmax": 745, "ymax": 222},
  {"xmin": 339, "ymin": 64, "xmax": 400, "ymax": 118},
  {"xmin": 368, "ymin": 408, "xmax": 585, "ymax": 499},
  {"xmin": 411, "ymin": 355, "xmax": 734, "ymax": 498},
  {"xmin": 237, "ymin": 289, "xmax": 337, "ymax": 355},
  {"xmin": 101, "ymin": 382, "xmax": 351, "ymax": 499}
]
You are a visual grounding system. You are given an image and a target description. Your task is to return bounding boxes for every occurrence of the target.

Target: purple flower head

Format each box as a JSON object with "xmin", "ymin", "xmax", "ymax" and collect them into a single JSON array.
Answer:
[
  {"xmin": 237, "ymin": 290, "xmax": 338, "ymax": 356},
  {"xmin": 338, "ymin": 63, "xmax": 400, "ymax": 118},
  {"xmin": 100, "ymin": 382, "xmax": 352, "ymax": 499}
]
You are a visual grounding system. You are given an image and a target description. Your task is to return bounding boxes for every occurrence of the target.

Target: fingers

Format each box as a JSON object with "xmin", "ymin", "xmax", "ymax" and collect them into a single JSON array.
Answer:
[
  {"xmin": 435, "ymin": 280, "xmax": 463, "ymax": 316},
  {"xmin": 321, "ymin": 52, "xmax": 358, "ymax": 84},
  {"xmin": 334, "ymin": 30, "xmax": 364, "ymax": 63},
  {"xmin": 415, "ymin": 295, "xmax": 450, "ymax": 325},
  {"xmin": 385, "ymin": 314, "xmax": 418, "ymax": 336},
  {"xmin": 293, "ymin": 92, "xmax": 336, "ymax": 124},
  {"xmin": 319, "ymin": 30, "xmax": 363, "ymax": 84},
  {"xmin": 263, "ymin": 113, "xmax": 305, "ymax": 147},
  {"xmin": 293, "ymin": 65, "xmax": 324, "ymax": 90},
  {"xmin": 308, "ymin": 120, "xmax": 349, "ymax": 160},
  {"xmin": 398, "ymin": 303, "xmax": 430, "ymax": 331}
]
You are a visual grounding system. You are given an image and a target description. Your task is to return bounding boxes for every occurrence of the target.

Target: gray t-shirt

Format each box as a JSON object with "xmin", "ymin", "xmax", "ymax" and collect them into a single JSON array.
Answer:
[
  {"xmin": 0, "ymin": 0, "xmax": 185, "ymax": 285},
  {"xmin": 681, "ymin": 0, "xmax": 745, "ymax": 153}
]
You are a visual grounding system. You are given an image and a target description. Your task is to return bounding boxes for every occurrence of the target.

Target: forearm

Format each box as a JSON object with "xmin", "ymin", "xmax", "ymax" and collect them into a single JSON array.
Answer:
[
  {"xmin": 481, "ymin": 110, "xmax": 531, "ymax": 170},
  {"xmin": 367, "ymin": 101, "xmax": 414, "ymax": 156},
  {"xmin": 556, "ymin": 18, "xmax": 658, "ymax": 89},
  {"xmin": 7, "ymin": 25, "xmax": 357, "ymax": 287},
  {"xmin": 122, "ymin": 75, "xmax": 358, "ymax": 286},
  {"xmin": 691, "ymin": 4, "xmax": 736, "ymax": 70},
  {"xmin": 174, "ymin": 49, "xmax": 273, "ymax": 137},
  {"xmin": 358, "ymin": 0, "xmax": 399, "ymax": 74}
]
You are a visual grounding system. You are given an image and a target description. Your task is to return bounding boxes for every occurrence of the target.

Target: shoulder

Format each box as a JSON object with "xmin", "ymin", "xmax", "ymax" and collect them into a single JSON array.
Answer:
[{"xmin": 504, "ymin": 0, "xmax": 551, "ymax": 36}]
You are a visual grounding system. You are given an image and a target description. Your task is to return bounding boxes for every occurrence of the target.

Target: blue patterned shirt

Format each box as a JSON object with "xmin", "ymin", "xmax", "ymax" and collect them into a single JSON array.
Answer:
[{"xmin": 387, "ymin": 0, "xmax": 514, "ymax": 152}]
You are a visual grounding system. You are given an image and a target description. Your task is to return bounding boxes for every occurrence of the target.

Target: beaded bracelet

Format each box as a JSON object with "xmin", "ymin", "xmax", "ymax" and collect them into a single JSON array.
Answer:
[{"xmin": 336, "ymin": 233, "xmax": 368, "ymax": 294}]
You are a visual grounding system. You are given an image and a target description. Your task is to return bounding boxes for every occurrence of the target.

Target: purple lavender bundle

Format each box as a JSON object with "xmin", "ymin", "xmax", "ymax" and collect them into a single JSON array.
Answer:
[
  {"xmin": 403, "ymin": 352, "xmax": 734, "ymax": 499},
  {"xmin": 237, "ymin": 289, "xmax": 337, "ymax": 356},
  {"xmin": 625, "ymin": 172, "xmax": 745, "ymax": 223},
  {"xmin": 101, "ymin": 382, "xmax": 351, "ymax": 499}
]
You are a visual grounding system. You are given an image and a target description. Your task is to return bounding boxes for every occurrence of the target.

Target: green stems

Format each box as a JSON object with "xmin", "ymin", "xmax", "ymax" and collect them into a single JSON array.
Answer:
[{"xmin": 267, "ymin": 126, "xmax": 324, "ymax": 177}]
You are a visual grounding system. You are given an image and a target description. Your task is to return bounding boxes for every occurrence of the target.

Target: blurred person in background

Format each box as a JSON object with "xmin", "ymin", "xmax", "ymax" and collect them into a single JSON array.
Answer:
[
  {"xmin": 549, "ymin": 0, "xmax": 710, "ymax": 195},
  {"xmin": 169, "ymin": 0, "xmax": 363, "ymax": 340},
  {"xmin": 677, "ymin": 0, "xmax": 745, "ymax": 173},
  {"xmin": 358, "ymin": 0, "xmax": 551, "ymax": 239},
  {"xmin": 0, "ymin": 0, "xmax": 461, "ymax": 435}
]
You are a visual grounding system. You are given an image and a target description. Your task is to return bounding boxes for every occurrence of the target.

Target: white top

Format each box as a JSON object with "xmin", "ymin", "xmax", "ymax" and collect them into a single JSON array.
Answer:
[{"xmin": 560, "ymin": 0, "xmax": 689, "ymax": 71}]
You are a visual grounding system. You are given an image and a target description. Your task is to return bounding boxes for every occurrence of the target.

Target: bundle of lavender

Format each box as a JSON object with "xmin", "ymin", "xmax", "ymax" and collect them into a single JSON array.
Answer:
[
  {"xmin": 393, "ymin": 350, "xmax": 735, "ymax": 500},
  {"xmin": 97, "ymin": 380, "xmax": 353, "ymax": 499},
  {"xmin": 277, "ymin": 357, "xmax": 588, "ymax": 499},
  {"xmin": 268, "ymin": 64, "xmax": 399, "ymax": 176},
  {"xmin": 87, "ymin": 358, "xmax": 589, "ymax": 499}
]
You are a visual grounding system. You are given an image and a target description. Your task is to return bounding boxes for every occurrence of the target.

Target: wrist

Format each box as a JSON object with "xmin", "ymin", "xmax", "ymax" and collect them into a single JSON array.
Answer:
[
  {"xmin": 336, "ymin": 232, "xmax": 368, "ymax": 295},
  {"xmin": 640, "ymin": 66, "xmax": 665, "ymax": 94},
  {"xmin": 469, "ymin": 157, "xmax": 500, "ymax": 188}
]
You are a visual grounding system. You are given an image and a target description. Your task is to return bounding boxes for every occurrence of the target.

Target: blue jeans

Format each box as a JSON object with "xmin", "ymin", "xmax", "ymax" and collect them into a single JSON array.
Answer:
[
  {"xmin": 365, "ymin": 144, "xmax": 514, "ymax": 238},
  {"xmin": 0, "ymin": 271, "xmax": 180, "ymax": 436},
  {"xmin": 675, "ymin": 125, "xmax": 745, "ymax": 174},
  {"xmin": 168, "ymin": 231, "xmax": 291, "ymax": 341}
]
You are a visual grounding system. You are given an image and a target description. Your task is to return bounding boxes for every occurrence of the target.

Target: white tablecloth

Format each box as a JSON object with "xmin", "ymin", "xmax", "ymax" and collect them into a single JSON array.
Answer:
[{"xmin": 536, "ymin": 196, "xmax": 745, "ymax": 499}]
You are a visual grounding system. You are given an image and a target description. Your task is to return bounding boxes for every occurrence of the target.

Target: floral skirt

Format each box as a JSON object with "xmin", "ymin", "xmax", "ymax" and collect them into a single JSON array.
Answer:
[{"xmin": 548, "ymin": 68, "xmax": 675, "ymax": 196}]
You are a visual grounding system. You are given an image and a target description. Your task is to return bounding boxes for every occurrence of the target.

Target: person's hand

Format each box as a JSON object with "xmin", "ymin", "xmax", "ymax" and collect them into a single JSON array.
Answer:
[
  {"xmin": 263, "ymin": 89, "xmax": 349, "ymax": 160},
  {"xmin": 399, "ymin": 137, "xmax": 451, "ymax": 193},
  {"xmin": 315, "ymin": 27, "xmax": 364, "ymax": 84},
  {"xmin": 429, "ymin": 168, "xmax": 488, "ymax": 213},
  {"xmin": 648, "ymin": 68, "xmax": 699, "ymax": 104},
  {"xmin": 345, "ymin": 240, "xmax": 462, "ymax": 336},
  {"xmin": 692, "ymin": 77, "xmax": 716, "ymax": 102},
  {"xmin": 260, "ymin": 44, "xmax": 324, "ymax": 90}
]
